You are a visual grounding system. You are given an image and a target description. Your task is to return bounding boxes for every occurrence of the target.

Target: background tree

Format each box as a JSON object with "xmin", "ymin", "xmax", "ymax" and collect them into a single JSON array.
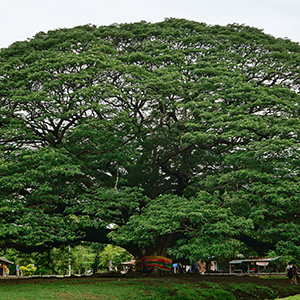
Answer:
[
  {"xmin": 98, "ymin": 244, "xmax": 134, "ymax": 271},
  {"xmin": 1, "ymin": 19, "xmax": 300, "ymax": 260}
]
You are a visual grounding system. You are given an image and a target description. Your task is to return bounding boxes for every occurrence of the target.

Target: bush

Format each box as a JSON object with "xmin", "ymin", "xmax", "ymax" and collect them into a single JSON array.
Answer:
[{"xmin": 20, "ymin": 264, "xmax": 37, "ymax": 276}]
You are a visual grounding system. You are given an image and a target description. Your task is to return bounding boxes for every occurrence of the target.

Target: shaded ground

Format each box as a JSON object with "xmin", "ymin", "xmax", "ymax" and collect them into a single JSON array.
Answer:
[
  {"xmin": 98, "ymin": 271, "xmax": 300, "ymax": 288},
  {"xmin": 1, "ymin": 273, "xmax": 300, "ymax": 299}
]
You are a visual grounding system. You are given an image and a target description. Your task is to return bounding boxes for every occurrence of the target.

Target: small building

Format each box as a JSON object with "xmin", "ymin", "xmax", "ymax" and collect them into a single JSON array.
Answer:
[
  {"xmin": 229, "ymin": 257, "xmax": 281, "ymax": 274},
  {"xmin": 0, "ymin": 257, "xmax": 14, "ymax": 277},
  {"xmin": 119, "ymin": 260, "xmax": 135, "ymax": 274}
]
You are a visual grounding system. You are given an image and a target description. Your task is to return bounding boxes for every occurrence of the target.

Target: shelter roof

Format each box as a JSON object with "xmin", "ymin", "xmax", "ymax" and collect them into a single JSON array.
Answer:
[
  {"xmin": 120, "ymin": 260, "xmax": 135, "ymax": 265},
  {"xmin": 0, "ymin": 257, "xmax": 14, "ymax": 265},
  {"xmin": 229, "ymin": 257, "xmax": 280, "ymax": 264},
  {"xmin": 229, "ymin": 260, "xmax": 245, "ymax": 264}
]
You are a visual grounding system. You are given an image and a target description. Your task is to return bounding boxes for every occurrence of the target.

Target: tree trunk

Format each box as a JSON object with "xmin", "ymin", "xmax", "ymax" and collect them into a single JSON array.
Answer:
[{"xmin": 123, "ymin": 232, "xmax": 186, "ymax": 258}]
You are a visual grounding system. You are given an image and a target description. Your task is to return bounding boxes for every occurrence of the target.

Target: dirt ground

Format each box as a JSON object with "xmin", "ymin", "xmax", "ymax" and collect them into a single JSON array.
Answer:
[
  {"xmin": 169, "ymin": 273, "xmax": 293, "ymax": 287},
  {"xmin": 0, "ymin": 272, "xmax": 296, "ymax": 288},
  {"xmin": 97, "ymin": 271, "xmax": 299, "ymax": 287}
]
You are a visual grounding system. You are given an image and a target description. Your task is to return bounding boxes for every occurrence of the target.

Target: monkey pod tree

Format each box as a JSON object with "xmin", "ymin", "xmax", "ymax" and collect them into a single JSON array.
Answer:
[{"xmin": 1, "ymin": 19, "xmax": 300, "ymax": 259}]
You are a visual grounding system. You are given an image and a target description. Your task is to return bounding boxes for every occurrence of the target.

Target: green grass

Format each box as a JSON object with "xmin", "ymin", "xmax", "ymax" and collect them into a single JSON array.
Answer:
[
  {"xmin": 2, "ymin": 278, "xmax": 141, "ymax": 300},
  {"xmin": 0, "ymin": 277, "xmax": 299, "ymax": 300}
]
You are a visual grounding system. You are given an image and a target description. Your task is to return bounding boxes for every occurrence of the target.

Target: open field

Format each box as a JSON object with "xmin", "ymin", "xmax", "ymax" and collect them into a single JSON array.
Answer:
[{"xmin": 1, "ymin": 273, "xmax": 300, "ymax": 300}]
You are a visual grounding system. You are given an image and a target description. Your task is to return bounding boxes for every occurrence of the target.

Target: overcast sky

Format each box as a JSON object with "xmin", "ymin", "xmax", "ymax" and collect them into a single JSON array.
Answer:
[{"xmin": 1, "ymin": 0, "xmax": 300, "ymax": 48}]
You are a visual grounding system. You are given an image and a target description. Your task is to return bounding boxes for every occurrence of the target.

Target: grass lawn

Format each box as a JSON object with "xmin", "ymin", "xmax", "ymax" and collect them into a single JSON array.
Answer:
[{"xmin": 0, "ymin": 276, "xmax": 300, "ymax": 300}]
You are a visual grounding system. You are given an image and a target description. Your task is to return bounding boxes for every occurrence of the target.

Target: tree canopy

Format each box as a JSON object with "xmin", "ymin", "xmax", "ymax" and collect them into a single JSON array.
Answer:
[{"xmin": 1, "ymin": 18, "xmax": 300, "ymax": 260}]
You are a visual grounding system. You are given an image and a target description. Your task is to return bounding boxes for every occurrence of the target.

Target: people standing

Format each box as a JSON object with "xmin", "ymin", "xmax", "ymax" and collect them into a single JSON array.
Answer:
[
  {"xmin": 291, "ymin": 262, "xmax": 299, "ymax": 285},
  {"xmin": 16, "ymin": 265, "xmax": 20, "ymax": 276},
  {"xmin": 287, "ymin": 262, "xmax": 293, "ymax": 284},
  {"xmin": 141, "ymin": 256, "xmax": 148, "ymax": 275},
  {"xmin": 193, "ymin": 260, "xmax": 200, "ymax": 274},
  {"xmin": 172, "ymin": 262, "xmax": 178, "ymax": 274},
  {"xmin": 199, "ymin": 260, "xmax": 206, "ymax": 274},
  {"xmin": 4, "ymin": 265, "xmax": 9, "ymax": 277}
]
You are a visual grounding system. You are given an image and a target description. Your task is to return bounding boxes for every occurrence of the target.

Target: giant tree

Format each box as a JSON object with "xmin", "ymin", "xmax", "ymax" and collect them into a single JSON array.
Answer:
[{"xmin": 1, "ymin": 19, "xmax": 300, "ymax": 259}]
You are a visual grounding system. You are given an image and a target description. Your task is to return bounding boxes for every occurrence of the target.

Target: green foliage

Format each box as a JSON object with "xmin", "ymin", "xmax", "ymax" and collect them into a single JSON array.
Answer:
[
  {"xmin": 98, "ymin": 244, "xmax": 134, "ymax": 269},
  {"xmin": 280, "ymin": 296, "xmax": 300, "ymax": 300},
  {"xmin": 20, "ymin": 264, "xmax": 37, "ymax": 276},
  {"xmin": 2, "ymin": 243, "xmax": 131, "ymax": 276},
  {"xmin": 1, "ymin": 19, "xmax": 300, "ymax": 260},
  {"xmin": 110, "ymin": 191, "xmax": 251, "ymax": 255}
]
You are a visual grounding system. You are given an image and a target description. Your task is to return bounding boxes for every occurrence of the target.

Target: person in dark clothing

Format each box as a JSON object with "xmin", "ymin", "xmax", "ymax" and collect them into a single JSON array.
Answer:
[
  {"xmin": 193, "ymin": 260, "xmax": 200, "ymax": 274},
  {"xmin": 141, "ymin": 256, "xmax": 148, "ymax": 275},
  {"xmin": 291, "ymin": 263, "xmax": 298, "ymax": 285},
  {"xmin": 287, "ymin": 262, "xmax": 293, "ymax": 284}
]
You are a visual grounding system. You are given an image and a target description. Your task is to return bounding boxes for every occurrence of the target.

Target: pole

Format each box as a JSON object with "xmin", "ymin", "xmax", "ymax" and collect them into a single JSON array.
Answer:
[{"xmin": 68, "ymin": 245, "xmax": 71, "ymax": 276}]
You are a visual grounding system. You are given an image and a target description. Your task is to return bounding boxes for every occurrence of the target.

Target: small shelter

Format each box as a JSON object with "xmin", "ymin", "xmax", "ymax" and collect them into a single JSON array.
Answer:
[
  {"xmin": 0, "ymin": 257, "xmax": 14, "ymax": 277},
  {"xmin": 229, "ymin": 257, "xmax": 280, "ymax": 273},
  {"xmin": 120, "ymin": 260, "xmax": 135, "ymax": 274}
]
